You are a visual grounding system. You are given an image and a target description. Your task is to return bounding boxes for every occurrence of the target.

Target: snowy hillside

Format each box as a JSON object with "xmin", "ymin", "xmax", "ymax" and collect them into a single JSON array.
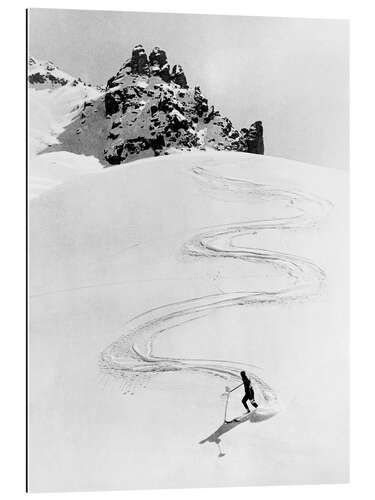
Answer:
[
  {"xmin": 29, "ymin": 57, "xmax": 93, "ymax": 89},
  {"xmin": 29, "ymin": 151, "xmax": 348, "ymax": 491},
  {"xmin": 28, "ymin": 58, "xmax": 103, "ymax": 199}
]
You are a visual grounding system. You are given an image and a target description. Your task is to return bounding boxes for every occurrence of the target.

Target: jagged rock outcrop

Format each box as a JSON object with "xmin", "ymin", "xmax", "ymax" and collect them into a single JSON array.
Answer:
[
  {"xmin": 127, "ymin": 44, "xmax": 150, "ymax": 76},
  {"xmin": 247, "ymin": 121, "xmax": 264, "ymax": 154},
  {"xmin": 32, "ymin": 45, "xmax": 264, "ymax": 165},
  {"xmin": 28, "ymin": 58, "xmax": 71, "ymax": 87},
  {"xmin": 149, "ymin": 47, "xmax": 170, "ymax": 82},
  {"xmin": 28, "ymin": 57, "xmax": 98, "ymax": 90},
  {"xmin": 239, "ymin": 121, "xmax": 264, "ymax": 154},
  {"xmin": 171, "ymin": 65, "xmax": 188, "ymax": 89}
]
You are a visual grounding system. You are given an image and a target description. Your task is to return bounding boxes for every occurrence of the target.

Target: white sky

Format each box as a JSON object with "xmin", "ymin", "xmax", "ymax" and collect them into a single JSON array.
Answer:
[{"xmin": 29, "ymin": 9, "xmax": 349, "ymax": 169}]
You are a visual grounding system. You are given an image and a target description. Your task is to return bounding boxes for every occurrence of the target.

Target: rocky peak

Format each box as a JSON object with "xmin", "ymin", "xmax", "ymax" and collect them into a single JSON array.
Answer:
[
  {"xmin": 149, "ymin": 47, "xmax": 171, "ymax": 83},
  {"xmin": 128, "ymin": 44, "xmax": 150, "ymax": 76},
  {"xmin": 243, "ymin": 121, "xmax": 264, "ymax": 154},
  {"xmin": 171, "ymin": 65, "xmax": 188, "ymax": 89},
  {"xmin": 28, "ymin": 57, "xmax": 92, "ymax": 89},
  {"xmin": 114, "ymin": 45, "xmax": 188, "ymax": 89},
  {"xmin": 28, "ymin": 57, "xmax": 69, "ymax": 87},
  {"xmin": 41, "ymin": 45, "xmax": 264, "ymax": 165}
]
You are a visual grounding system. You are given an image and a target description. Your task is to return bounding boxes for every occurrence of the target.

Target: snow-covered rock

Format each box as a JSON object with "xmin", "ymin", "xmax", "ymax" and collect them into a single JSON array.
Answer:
[
  {"xmin": 29, "ymin": 46, "xmax": 264, "ymax": 166},
  {"xmin": 240, "ymin": 120, "xmax": 264, "ymax": 154},
  {"xmin": 28, "ymin": 57, "xmax": 96, "ymax": 90}
]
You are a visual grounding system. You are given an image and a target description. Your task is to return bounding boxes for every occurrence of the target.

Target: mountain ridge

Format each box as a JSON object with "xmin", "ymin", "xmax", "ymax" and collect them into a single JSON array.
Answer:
[{"xmin": 28, "ymin": 45, "xmax": 264, "ymax": 166}]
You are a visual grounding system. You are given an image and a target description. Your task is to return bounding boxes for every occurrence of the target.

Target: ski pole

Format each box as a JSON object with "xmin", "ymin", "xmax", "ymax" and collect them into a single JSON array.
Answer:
[
  {"xmin": 223, "ymin": 383, "xmax": 242, "ymax": 422},
  {"xmin": 229, "ymin": 383, "xmax": 242, "ymax": 393},
  {"xmin": 224, "ymin": 390, "xmax": 230, "ymax": 423}
]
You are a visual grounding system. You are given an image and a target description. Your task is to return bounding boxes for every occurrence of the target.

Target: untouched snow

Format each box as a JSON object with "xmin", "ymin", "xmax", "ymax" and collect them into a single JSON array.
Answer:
[{"xmin": 29, "ymin": 151, "xmax": 348, "ymax": 491}]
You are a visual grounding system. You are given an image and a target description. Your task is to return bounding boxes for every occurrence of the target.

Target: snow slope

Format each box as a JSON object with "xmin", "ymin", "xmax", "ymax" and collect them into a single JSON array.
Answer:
[
  {"xmin": 28, "ymin": 59, "xmax": 103, "ymax": 199},
  {"xmin": 28, "ymin": 151, "xmax": 348, "ymax": 491}
]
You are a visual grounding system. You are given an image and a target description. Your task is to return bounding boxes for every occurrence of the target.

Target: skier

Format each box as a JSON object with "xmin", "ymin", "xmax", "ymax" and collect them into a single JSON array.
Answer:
[
  {"xmin": 240, "ymin": 370, "xmax": 258, "ymax": 413},
  {"xmin": 223, "ymin": 370, "xmax": 259, "ymax": 423}
]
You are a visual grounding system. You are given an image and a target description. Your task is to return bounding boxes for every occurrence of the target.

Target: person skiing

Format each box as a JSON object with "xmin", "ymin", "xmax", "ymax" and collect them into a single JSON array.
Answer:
[
  {"xmin": 223, "ymin": 370, "xmax": 259, "ymax": 423},
  {"xmin": 240, "ymin": 370, "xmax": 258, "ymax": 413}
]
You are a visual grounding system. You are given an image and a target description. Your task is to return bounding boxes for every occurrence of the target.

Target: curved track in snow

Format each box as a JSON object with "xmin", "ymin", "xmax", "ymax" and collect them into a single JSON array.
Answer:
[{"xmin": 100, "ymin": 164, "xmax": 332, "ymax": 407}]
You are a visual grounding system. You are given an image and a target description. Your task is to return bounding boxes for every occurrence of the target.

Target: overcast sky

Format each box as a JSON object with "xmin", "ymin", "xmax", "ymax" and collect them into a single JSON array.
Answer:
[{"xmin": 29, "ymin": 9, "xmax": 349, "ymax": 169}]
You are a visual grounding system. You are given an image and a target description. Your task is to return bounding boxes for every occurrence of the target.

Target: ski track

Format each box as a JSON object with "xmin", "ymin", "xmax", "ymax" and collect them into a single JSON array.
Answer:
[{"xmin": 100, "ymin": 164, "xmax": 332, "ymax": 410}]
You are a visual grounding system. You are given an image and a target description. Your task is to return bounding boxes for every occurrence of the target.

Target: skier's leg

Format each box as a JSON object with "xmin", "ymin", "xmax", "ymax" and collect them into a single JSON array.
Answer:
[
  {"xmin": 242, "ymin": 395, "xmax": 250, "ymax": 411},
  {"xmin": 250, "ymin": 399, "xmax": 258, "ymax": 409}
]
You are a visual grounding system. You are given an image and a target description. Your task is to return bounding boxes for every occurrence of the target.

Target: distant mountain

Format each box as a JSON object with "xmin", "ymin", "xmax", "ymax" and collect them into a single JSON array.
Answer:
[
  {"xmin": 28, "ymin": 46, "xmax": 264, "ymax": 165},
  {"xmin": 28, "ymin": 57, "xmax": 98, "ymax": 90}
]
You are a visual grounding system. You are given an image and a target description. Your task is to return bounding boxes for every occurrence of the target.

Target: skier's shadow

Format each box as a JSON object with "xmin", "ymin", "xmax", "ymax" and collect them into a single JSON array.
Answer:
[{"xmin": 199, "ymin": 408, "xmax": 278, "ymax": 457}]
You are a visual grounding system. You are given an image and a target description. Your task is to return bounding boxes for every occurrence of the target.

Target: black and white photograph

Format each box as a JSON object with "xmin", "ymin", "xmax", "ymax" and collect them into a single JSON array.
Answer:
[{"xmin": 27, "ymin": 8, "xmax": 349, "ymax": 493}]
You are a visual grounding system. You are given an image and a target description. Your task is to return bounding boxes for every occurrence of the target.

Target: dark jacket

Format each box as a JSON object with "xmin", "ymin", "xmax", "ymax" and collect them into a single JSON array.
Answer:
[{"xmin": 243, "ymin": 376, "xmax": 254, "ymax": 399}]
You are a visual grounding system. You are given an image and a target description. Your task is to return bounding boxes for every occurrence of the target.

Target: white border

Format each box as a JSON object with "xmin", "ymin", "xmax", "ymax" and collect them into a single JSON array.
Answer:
[{"xmin": 1, "ymin": 1, "xmax": 374, "ymax": 499}]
